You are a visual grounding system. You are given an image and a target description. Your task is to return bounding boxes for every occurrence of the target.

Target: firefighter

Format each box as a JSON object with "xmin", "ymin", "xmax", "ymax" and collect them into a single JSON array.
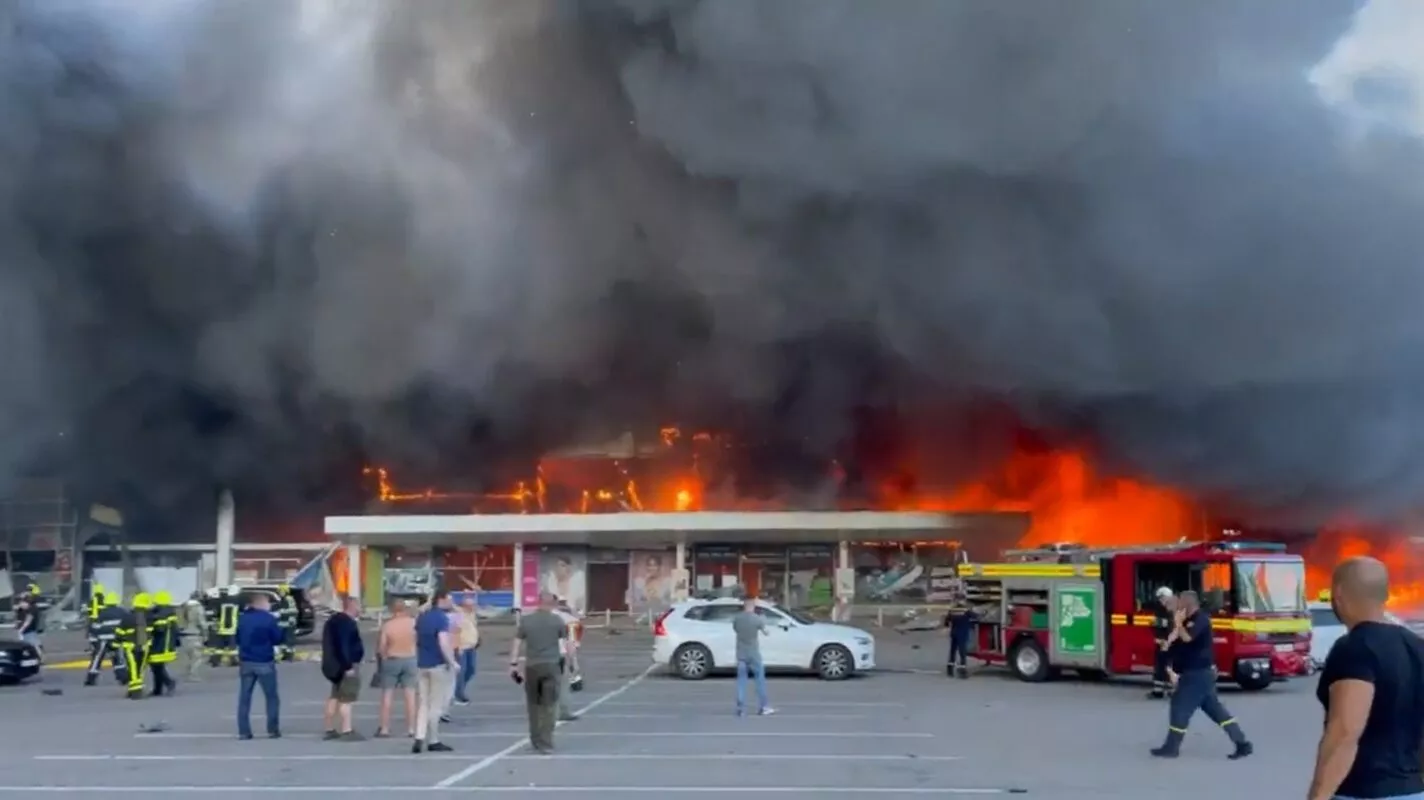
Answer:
[
  {"xmin": 85, "ymin": 593, "xmax": 124, "ymax": 686},
  {"xmin": 1152, "ymin": 590, "xmax": 1252, "ymax": 759},
  {"xmin": 89, "ymin": 582, "xmax": 105, "ymax": 626},
  {"xmin": 146, "ymin": 591, "xmax": 179, "ymax": 696},
  {"xmin": 203, "ymin": 588, "xmax": 223, "ymax": 666},
  {"xmin": 276, "ymin": 586, "xmax": 297, "ymax": 662},
  {"xmin": 943, "ymin": 593, "xmax": 977, "ymax": 679},
  {"xmin": 1148, "ymin": 586, "xmax": 1175, "ymax": 699},
  {"xmin": 180, "ymin": 591, "xmax": 208, "ymax": 680},
  {"xmin": 114, "ymin": 597, "xmax": 147, "ymax": 699},
  {"xmin": 217, "ymin": 585, "xmax": 242, "ymax": 666}
]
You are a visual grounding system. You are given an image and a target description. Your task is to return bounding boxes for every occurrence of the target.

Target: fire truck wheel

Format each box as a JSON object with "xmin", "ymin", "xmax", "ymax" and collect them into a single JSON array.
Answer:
[
  {"xmin": 814, "ymin": 644, "xmax": 853, "ymax": 681},
  {"xmin": 1236, "ymin": 673, "xmax": 1272, "ymax": 691},
  {"xmin": 1009, "ymin": 638, "xmax": 1051, "ymax": 683},
  {"xmin": 673, "ymin": 643, "xmax": 712, "ymax": 680}
]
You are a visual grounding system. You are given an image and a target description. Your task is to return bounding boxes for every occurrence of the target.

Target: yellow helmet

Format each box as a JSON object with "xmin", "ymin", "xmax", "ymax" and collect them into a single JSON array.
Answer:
[
  {"xmin": 154, "ymin": 591, "xmax": 173, "ymax": 606},
  {"xmin": 132, "ymin": 593, "xmax": 152, "ymax": 609},
  {"xmin": 278, "ymin": 584, "xmax": 290, "ymax": 594},
  {"xmin": 102, "ymin": 592, "xmax": 119, "ymax": 606}
]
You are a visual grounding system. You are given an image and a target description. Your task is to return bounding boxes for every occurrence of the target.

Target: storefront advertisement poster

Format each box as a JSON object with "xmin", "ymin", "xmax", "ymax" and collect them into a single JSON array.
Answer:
[
  {"xmin": 520, "ymin": 548, "xmax": 541, "ymax": 608},
  {"xmin": 627, "ymin": 549, "xmax": 674, "ymax": 617},
  {"xmin": 537, "ymin": 547, "xmax": 587, "ymax": 615}
]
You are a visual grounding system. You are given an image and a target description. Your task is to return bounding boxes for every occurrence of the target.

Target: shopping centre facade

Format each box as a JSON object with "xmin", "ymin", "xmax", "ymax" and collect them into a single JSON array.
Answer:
[{"xmin": 322, "ymin": 510, "xmax": 1029, "ymax": 614}]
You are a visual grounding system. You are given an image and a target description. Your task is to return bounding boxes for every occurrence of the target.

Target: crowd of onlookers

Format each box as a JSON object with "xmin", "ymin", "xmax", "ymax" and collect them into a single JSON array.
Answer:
[{"xmin": 234, "ymin": 589, "xmax": 582, "ymax": 754}]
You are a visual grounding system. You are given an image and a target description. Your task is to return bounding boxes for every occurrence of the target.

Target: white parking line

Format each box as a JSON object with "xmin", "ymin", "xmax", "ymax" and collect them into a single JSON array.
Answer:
[
  {"xmin": 256, "ymin": 712, "xmax": 873, "ymax": 721},
  {"xmin": 34, "ymin": 754, "xmax": 963, "ymax": 763},
  {"xmin": 135, "ymin": 731, "xmax": 934, "ymax": 740},
  {"xmin": 0, "ymin": 787, "xmax": 1008, "ymax": 794},
  {"xmin": 433, "ymin": 663, "xmax": 657, "ymax": 788}
]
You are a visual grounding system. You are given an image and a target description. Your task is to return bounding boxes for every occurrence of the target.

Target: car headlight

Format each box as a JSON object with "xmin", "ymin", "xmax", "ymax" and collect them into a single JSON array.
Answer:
[
  {"xmin": 855, "ymin": 637, "xmax": 873, "ymax": 647},
  {"xmin": 0, "ymin": 651, "xmax": 11, "ymax": 661}
]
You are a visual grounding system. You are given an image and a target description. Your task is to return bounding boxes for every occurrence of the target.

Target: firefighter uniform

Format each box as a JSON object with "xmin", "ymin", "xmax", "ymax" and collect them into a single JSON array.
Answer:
[
  {"xmin": 86, "ymin": 583, "xmax": 106, "ymax": 657},
  {"xmin": 1153, "ymin": 604, "xmax": 1252, "ymax": 759},
  {"xmin": 276, "ymin": 586, "xmax": 297, "ymax": 662},
  {"xmin": 114, "ymin": 599, "xmax": 147, "ymax": 699},
  {"xmin": 85, "ymin": 593, "xmax": 124, "ymax": 686},
  {"xmin": 206, "ymin": 587, "xmax": 241, "ymax": 667},
  {"xmin": 146, "ymin": 591, "xmax": 179, "ymax": 696},
  {"xmin": 180, "ymin": 593, "xmax": 208, "ymax": 680},
  {"xmin": 1148, "ymin": 587, "xmax": 1175, "ymax": 699},
  {"xmin": 943, "ymin": 602, "xmax": 977, "ymax": 679}
]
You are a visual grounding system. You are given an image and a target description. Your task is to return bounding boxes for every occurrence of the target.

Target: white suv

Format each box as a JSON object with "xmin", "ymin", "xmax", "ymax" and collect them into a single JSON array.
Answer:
[{"xmin": 652, "ymin": 598, "xmax": 876, "ymax": 680}]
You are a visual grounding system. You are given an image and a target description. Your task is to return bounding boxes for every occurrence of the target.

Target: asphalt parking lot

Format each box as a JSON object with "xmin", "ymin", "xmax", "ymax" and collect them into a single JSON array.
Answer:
[{"xmin": 0, "ymin": 625, "xmax": 1324, "ymax": 797}]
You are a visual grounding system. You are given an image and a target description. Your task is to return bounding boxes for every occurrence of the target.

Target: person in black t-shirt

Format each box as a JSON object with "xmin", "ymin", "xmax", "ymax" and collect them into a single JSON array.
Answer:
[
  {"xmin": 1150, "ymin": 590, "xmax": 1252, "ymax": 759},
  {"xmin": 1309, "ymin": 556, "xmax": 1424, "ymax": 800}
]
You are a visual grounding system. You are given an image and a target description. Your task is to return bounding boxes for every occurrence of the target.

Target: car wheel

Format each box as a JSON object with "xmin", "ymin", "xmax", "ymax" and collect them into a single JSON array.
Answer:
[
  {"xmin": 673, "ymin": 644, "xmax": 712, "ymax": 680},
  {"xmin": 815, "ymin": 644, "xmax": 853, "ymax": 681},
  {"xmin": 1009, "ymin": 637, "xmax": 1051, "ymax": 682}
]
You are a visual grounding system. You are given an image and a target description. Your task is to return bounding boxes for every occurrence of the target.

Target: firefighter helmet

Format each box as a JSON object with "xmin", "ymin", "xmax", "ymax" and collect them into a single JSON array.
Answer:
[
  {"xmin": 153, "ymin": 591, "xmax": 173, "ymax": 606},
  {"xmin": 132, "ymin": 593, "xmax": 153, "ymax": 609},
  {"xmin": 102, "ymin": 592, "xmax": 119, "ymax": 606}
]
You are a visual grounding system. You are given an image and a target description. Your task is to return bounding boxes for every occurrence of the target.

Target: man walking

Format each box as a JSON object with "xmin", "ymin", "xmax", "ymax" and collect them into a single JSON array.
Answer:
[
  {"xmin": 413, "ymin": 591, "xmax": 459, "ymax": 753},
  {"xmin": 1150, "ymin": 590, "xmax": 1251, "ymax": 759},
  {"xmin": 321, "ymin": 595, "xmax": 365, "ymax": 741},
  {"xmin": 509, "ymin": 591, "xmax": 567, "ymax": 754},
  {"xmin": 1148, "ymin": 587, "xmax": 1175, "ymax": 699},
  {"xmin": 731, "ymin": 597, "xmax": 775, "ymax": 717},
  {"xmin": 180, "ymin": 592, "xmax": 208, "ymax": 681},
  {"xmin": 451, "ymin": 594, "xmax": 480, "ymax": 706},
  {"xmin": 235, "ymin": 591, "xmax": 283, "ymax": 740}
]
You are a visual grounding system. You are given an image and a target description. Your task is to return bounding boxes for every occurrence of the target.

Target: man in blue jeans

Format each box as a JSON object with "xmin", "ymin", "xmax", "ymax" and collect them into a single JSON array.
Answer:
[
  {"xmin": 730, "ymin": 597, "xmax": 776, "ymax": 717},
  {"xmin": 235, "ymin": 592, "xmax": 285, "ymax": 740}
]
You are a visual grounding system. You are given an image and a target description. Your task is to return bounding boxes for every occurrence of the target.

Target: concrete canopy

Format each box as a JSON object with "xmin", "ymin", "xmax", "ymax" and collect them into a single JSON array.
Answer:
[{"xmin": 324, "ymin": 511, "xmax": 1031, "ymax": 550}]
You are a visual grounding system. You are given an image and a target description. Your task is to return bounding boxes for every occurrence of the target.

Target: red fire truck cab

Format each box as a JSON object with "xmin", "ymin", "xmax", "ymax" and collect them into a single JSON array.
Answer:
[{"xmin": 958, "ymin": 541, "xmax": 1311, "ymax": 691}]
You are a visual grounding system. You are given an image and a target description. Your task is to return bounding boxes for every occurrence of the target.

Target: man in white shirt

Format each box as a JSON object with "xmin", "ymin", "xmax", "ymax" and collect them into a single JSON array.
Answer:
[
  {"xmin": 552, "ymin": 600, "xmax": 581, "ymax": 722},
  {"xmin": 542, "ymin": 557, "xmax": 586, "ymax": 616}
]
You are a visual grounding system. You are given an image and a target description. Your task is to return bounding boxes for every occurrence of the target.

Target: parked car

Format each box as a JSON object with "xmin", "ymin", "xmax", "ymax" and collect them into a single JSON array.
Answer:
[
  {"xmin": 1308, "ymin": 602, "xmax": 1413, "ymax": 670},
  {"xmin": 652, "ymin": 597, "xmax": 876, "ymax": 681},
  {"xmin": 0, "ymin": 638, "xmax": 41, "ymax": 684}
]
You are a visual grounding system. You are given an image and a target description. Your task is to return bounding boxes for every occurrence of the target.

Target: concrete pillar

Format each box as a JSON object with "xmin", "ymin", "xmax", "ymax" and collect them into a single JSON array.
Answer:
[
  {"xmin": 346, "ymin": 542, "xmax": 362, "ymax": 601},
  {"xmin": 215, "ymin": 489, "xmax": 235, "ymax": 587},
  {"xmin": 674, "ymin": 541, "xmax": 686, "ymax": 572},
  {"xmin": 512, "ymin": 543, "xmax": 524, "ymax": 608}
]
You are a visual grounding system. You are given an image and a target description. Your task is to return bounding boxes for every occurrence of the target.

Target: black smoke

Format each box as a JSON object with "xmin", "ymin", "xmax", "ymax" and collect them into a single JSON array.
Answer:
[{"xmin": 2, "ymin": 0, "xmax": 1423, "ymax": 526}]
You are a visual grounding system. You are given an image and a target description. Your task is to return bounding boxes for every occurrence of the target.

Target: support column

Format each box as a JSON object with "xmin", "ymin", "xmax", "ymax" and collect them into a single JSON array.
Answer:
[
  {"xmin": 672, "ymin": 541, "xmax": 688, "ymax": 602},
  {"xmin": 215, "ymin": 489, "xmax": 235, "ymax": 587},
  {"xmin": 512, "ymin": 543, "xmax": 524, "ymax": 608},
  {"xmin": 834, "ymin": 538, "xmax": 854, "ymax": 621},
  {"xmin": 346, "ymin": 542, "xmax": 362, "ymax": 602}
]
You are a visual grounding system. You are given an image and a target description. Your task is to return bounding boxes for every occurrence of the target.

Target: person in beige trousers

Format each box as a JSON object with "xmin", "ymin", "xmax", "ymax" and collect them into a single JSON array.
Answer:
[{"xmin": 412, "ymin": 591, "xmax": 460, "ymax": 754}]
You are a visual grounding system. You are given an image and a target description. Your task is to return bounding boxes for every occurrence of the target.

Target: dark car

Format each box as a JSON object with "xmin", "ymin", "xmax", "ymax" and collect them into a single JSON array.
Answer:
[
  {"xmin": 241, "ymin": 585, "xmax": 316, "ymax": 637},
  {"xmin": 0, "ymin": 639, "xmax": 41, "ymax": 684}
]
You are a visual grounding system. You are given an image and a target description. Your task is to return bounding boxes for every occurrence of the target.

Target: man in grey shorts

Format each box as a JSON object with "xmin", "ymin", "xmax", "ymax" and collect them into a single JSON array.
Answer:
[{"xmin": 376, "ymin": 600, "xmax": 419, "ymax": 738}]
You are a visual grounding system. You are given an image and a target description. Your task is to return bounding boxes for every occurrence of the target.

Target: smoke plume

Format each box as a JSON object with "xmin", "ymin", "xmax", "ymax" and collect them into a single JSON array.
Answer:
[{"xmin": 3, "ymin": 0, "xmax": 1424, "ymax": 523}]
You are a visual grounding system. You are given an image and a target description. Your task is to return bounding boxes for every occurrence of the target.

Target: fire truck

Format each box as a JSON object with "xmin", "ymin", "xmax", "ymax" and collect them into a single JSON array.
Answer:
[{"xmin": 957, "ymin": 541, "xmax": 1311, "ymax": 690}]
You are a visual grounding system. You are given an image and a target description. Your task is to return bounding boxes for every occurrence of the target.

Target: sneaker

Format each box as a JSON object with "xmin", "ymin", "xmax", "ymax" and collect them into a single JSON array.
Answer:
[
  {"xmin": 428, "ymin": 742, "xmax": 453, "ymax": 752},
  {"xmin": 558, "ymin": 714, "xmax": 579, "ymax": 722},
  {"xmin": 439, "ymin": 714, "xmax": 452, "ymax": 724},
  {"xmin": 322, "ymin": 730, "xmax": 341, "ymax": 741},
  {"xmin": 758, "ymin": 707, "xmax": 776, "ymax": 716},
  {"xmin": 453, "ymin": 698, "xmax": 469, "ymax": 706},
  {"xmin": 734, "ymin": 708, "xmax": 746, "ymax": 718},
  {"xmin": 268, "ymin": 731, "xmax": 282, "ymax": 739},
  {"xmin": 412, "ymin": 740, "xmax": 424, "ymax": 754},
  {"xmin": 238, "ymin": 733, "xmax": 253, "ymax": 741},
  {"xmin": 373, "ymin": 730, "xmax": 390, "ymax": 739},
  {"xmin": 1228, "ymin": 741, "xmax": 1254, "ymax": 760}
]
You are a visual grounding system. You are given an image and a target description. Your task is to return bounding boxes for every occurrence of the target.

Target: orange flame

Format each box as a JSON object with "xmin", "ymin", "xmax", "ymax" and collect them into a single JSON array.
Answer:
[
  {"xmin": 887, "ymin": 448, "xmax": 1206, "ymax": 547},
  {"xmin": 1302, "ymin": 525, "xmax": 1424, "ymax": 610}
]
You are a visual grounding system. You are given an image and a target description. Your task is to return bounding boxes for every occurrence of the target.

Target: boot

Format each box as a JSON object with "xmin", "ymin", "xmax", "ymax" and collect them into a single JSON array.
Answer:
[
  {"xmin": 83, "ymin": 674, "xmax": 97, "ymax": 687},
  {"xmin": 1228, "ymin": 740, "xmax": 1253, "ymax": 760},
  {"xmin": 1151, "ymin": 730, "xmax": 1184, "ymax": 758},
  {"xmin": 1223, "ymin": 722, "xmax": 1252, "ymax": 760}
]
